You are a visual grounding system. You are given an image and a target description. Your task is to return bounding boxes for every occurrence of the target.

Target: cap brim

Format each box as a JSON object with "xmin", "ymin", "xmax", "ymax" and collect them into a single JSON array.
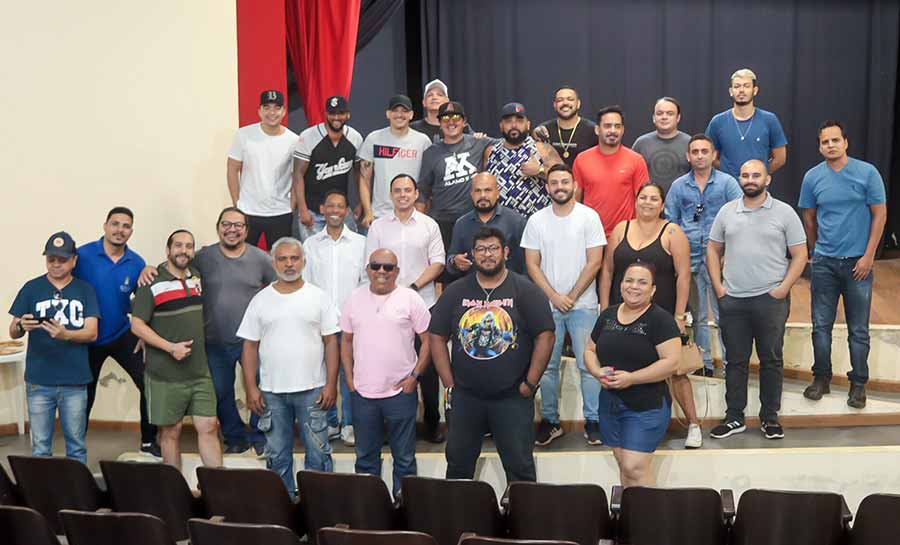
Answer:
[{"xmin": 43, "ymin": 249, "xmax": 74, "ymax": 258}]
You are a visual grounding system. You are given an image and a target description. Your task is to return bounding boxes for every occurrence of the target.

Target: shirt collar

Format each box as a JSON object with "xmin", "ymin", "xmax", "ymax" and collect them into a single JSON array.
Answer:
[
  {"xmin": 686, "ymin": 169, "xmax": 720, "ymax": 188},
  {"xmin": 313, "ymin": 224, "xmax": 353, "ymax": 243},
  {"xmin": 388, "ymin": 210, "xmax": 419, "ymax": 224},
  {"xmin": 95, "ymin": 237, "xmax": 133, "ymax": 262},
  {"xmin": 736, "ymin": 192, "xmax": 774, "ymax": 212}
]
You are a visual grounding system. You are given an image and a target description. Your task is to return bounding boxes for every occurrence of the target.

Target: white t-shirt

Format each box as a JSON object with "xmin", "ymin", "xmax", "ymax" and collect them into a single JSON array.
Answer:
[
  {"xmin": 228, "ymin": 122, "xmax": 298, "ymax": 216},
  {"xmin": 357, "ymin": 127, "xmax": 432, "ymax": 219},
  {"xmin": 520, "ymin": 202, "xmax": 607, "ymax": 309},
  {"xmin": 236, "ymin": 282, "xmax": 340, "ymax": 393}
]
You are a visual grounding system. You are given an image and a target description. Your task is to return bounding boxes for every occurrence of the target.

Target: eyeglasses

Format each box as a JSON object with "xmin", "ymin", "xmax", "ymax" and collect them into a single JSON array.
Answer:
[
  {"xmin": 439, "ymin": 114, "xmax": 464, "ymax": 123},
  {"xmin": 368, "ymin": 263, "xmax": 397, "ymax": 272},
  {"xmin": 693, "ymin": 203, "xmax": 705, "ymax": 223},
  {"xmin": 473, "ymin": 244, "xmax": 503, "ymax": 255},
  {"xmin": 220, "ymin": 221, "xmax": 246, "ymax": 230}
]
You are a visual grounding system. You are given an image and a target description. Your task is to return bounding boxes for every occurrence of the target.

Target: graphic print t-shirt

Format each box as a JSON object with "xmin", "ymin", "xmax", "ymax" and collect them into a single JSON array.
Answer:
[
  {"xmin": 539, "ymin": 118, "xmax": 598, "ymax": 168},
  {"xmin": 293, "ymin": 123, "xmax": 364, "ymax": 211},
  {"xmin": 428, "ymin": 272, "xmax": 554, "ymax": 398},
  {"xmin": 357, "ymin": 127, "xmax": 432, "ymax": 218},
  {"xmin": 417, "ymin": 134, "xmax": 494, "ymax": 222}
]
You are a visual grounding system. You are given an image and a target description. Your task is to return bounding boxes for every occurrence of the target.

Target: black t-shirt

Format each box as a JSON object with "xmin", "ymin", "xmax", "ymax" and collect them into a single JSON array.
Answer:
[
  {"xmin": 411, "ymin": 119, "xmax": 474, "ymax": 144},
  {"xmin": 293, "ymin": 123, "xmax": 363, "ymax": 210},
  {"xmin": 590, "ymin": 304, "xmax": 680, "ymax": 411},
  {"xmin": 429, "ymin": 271, "xmax": 554, "ymax": 399},
  {"xmin": 539, "ymin": 118, "xmax": 598, "ymax": 168}
]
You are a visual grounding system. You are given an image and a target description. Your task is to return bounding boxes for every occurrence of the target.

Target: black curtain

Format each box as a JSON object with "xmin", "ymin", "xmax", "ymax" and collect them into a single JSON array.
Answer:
[
  {"xmin": 415, "ymin": 0, "xmax": 899, "ymax": 215},
  {"xmin": 357, "ymin": 0, "xmax": 405, "ymax": 52}
]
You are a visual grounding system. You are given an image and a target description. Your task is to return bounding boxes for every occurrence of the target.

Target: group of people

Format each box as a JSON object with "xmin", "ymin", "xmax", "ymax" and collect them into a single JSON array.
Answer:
[{"xmin": 8, "ymin": 67, "xmax": 886, "ymax": 491}]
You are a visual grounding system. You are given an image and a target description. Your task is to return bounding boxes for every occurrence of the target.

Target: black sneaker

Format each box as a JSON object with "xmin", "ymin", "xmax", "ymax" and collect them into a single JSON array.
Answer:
[
  {"xmin": 761, "ymin": 420, "xmax": 785, "ymax": 440},
  {"xmin": 224, "ymin": 442, "xmax": 251, "ymax": 455},
  {"xmin": 535, "ymin": 421, "xmax": 564, "ymax": 446},
  {"xmin": 709, "ymin": 419, "xmax": 746, "ymax": 439},
  {"xmin": 140, "ymin": 442, "xmax": 162, "ymax": 460},
  {"xmin": 583, "ymin": 421, "xmax": 602, "ymax": 446}
]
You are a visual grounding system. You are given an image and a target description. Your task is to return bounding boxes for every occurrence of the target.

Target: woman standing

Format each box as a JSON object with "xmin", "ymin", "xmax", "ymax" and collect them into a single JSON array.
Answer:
[
  {"xmin": 599, "ymin": 183, "xmax": 702, "ymax": 448},
  {"xmin": 585, "ymin": 262, "xmax": 681, "ymax": 486}
]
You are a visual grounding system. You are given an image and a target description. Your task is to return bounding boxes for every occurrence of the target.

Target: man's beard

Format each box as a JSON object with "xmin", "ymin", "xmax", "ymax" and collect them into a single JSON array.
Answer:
[
  {"xmin": 474, "ymin": 260, "xmax": 504, "ymax": 277},
  {"xmin": 220, "ymin": 238, "xmax": 242, "ymax": 250},
  {"xmin": 169, "ymin": 254, "xmax": 192, "ymax": 270},
  {"xmin": 277, "ymin": 270, "xmax": 302, "ymax": 282},
  {"xmin": 732, "ymin": 98, "xmax": 753, "ymax": 107},
  {"xmin": 327, "ymin": 118, "xmax": 345, "ymax": 132},
  {"xmin": 503, "ymin": 129, "xmax": 527, "ymax": 146},
  {"xmin": 556, "ymin": 108, "xmax": 578, "ymax": 121},
  {"xmin": 474, "ymin": 199, "xmax": 498, "ymax": 213},
  {"xmin": 741, "ymin": 184, "xmax": 765, "ymax": 198},
  {"xmin": 550, "ymin": 190, "xmax": 573, "ymax": 205}
]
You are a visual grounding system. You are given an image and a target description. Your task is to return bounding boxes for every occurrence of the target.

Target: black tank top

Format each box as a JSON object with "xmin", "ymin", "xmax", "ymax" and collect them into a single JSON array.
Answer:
[{"xmin": 610, "ymin": 221, "xmax": 676, "ymax": 314}]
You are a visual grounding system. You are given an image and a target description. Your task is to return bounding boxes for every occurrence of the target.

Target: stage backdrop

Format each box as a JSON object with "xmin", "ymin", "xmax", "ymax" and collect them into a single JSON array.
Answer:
[{"xmin": 410, "ymin": 0, "xmax": 899, "ymax": 210}]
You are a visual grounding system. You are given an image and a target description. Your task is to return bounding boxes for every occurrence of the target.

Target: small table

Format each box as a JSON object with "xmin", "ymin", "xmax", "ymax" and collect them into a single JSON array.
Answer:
[{"xmin": 0, "ymin": 350, "xmax": 26, "ymax": 435}]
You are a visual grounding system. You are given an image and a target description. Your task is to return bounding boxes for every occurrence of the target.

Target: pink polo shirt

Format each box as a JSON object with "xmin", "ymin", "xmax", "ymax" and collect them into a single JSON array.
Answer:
[{"xmin": 339, "ymin": 285, "xmax": 432, "ymax": 398}]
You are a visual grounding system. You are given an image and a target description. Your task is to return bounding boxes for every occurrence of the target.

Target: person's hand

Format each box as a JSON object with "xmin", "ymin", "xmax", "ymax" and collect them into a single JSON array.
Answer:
[
  {"xmin": 138, "ymin": 266, "xmax": 158, "ymax": 288},
  {"xmin": 299, "ymin": 208, "xmax": 315, "ymax": 228},
  {"xmin": 714, "ymin": 285, "xmax": 728, "ymax": 299},
  {"xmin": 361, "ymin": 212, "xmax": 375, "ymax": 229},
  {"xmin": 595, "ymin": 366, "xmax": 615, "ymax": 385},
  {"xmin": 317, "ymin": 383, "xmax": 337, "ymax": 409},
  {"xmin": 675, "ymin": 316, "xmax": 686, "ymax": 335},
  {"xmin": 853, "ymin": 254, "xmax": 875, "ymax": 281},
  {"xmin": 40, "ymin": 319, "xmax": 69, "ymax": 340},
  {"xmin": 246, "ymin": 385, "xmax": 265, "ymax": 416},
  {"xmin": 603, "ymin": 369, "xmax": 635, "ymax": 390},
  {"xmin": 170, "ymin": 340, "xmax": 193, "ymax": 361},
  {"xmin": 550, "ymin": 293, "xmax": 574, "ymax": 313},
  {"xmin": 533, "ymin": 126, "xmax": 550, "ymax": 143},
  {"xmin": 768, "ymin": 285, "xmax": 789, "ymax": 300},
  {"xmin": 520, "ymin": 154, "xmax": 542, "ymax": 177},
  {"xmin": 452, "ymin": 253, "xmax": 473, "ymax": 272},
  {"xmin": 18, "ymin": 314, "xmax": 40, "ymax": 332},
  {"xmin": 518, "ymin": 381, "xmax": 535, "ymax": 398},
  {"xmin": 394, "ymin": 374, "xmax": 419, "ymax": 394}
]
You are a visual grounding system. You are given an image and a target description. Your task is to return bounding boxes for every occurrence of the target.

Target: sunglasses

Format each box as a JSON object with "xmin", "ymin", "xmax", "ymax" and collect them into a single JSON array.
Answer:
[
  {"xmin": 368, "ymin": 263, "xmax": 397, "ymax": 272},
  {"xmin": 439, "ymin": 114, "xmax": 464, "ymax": 123},
  {"xmin": 693, "ymin": 202, "xmax": 705, "ymax": 223}
]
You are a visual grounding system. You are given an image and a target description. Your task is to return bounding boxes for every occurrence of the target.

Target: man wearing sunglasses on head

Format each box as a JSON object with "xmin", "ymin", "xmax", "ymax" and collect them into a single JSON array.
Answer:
[{"xmin": 665, "ymin": 134, "xmax": 741, "ymax": 376}]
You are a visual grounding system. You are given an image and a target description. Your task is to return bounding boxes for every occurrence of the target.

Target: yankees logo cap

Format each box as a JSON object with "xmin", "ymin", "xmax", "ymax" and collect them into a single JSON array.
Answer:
[
  {"xmin": 259, "ymin": 89, "xmax": 285, "ymax": 106},
  {"xmin": 43, "ymin": 231, "xmax": 77, "ymax": 258},
  {"xmin": 500, "ymin": 102, "xmax": 528, "ymax": 118},
  {"xmin": 325, "ymin": 95, "xmax": 350, "ymax": 113}
]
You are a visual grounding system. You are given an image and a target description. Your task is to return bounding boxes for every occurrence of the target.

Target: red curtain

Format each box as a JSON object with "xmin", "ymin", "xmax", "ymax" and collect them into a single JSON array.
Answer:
[
  {"xmin": 286, "ymin": 0, "xmax": 362, "ymax": 126},
  {"xmin": 236, "ymin": 0, "xmax": 287, "ymax": 127}
]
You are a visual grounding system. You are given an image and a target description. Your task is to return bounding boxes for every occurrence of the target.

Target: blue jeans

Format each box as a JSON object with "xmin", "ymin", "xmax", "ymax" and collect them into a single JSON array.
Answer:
[
  {"xmin": 811, "ymin": 256, "xmax": 873, "ymax": 385},
  {"xmin": 351, "ymin": 391, "xmax": 417, "ymax": 497},
  {"xmin": 262, "ymin": 387, "xmax": 333, "ymax": 495},
  {"xmin": 26, "ymin": 383, "xmax": 88, "ymax": 464},
  {"xmin": 691, "ymin": 266, "xmax": 727, "ymax": 369},
  {"xmin": 540, "ymin": 308, "xmax": 600, "ymax": 423},
  {"xmin": 297, "ymin": 211, "xmax": 358, "ymax": 242},
  {"xmin": 206, "ymin": 342, "xmax": 264, "ymax": 447}
]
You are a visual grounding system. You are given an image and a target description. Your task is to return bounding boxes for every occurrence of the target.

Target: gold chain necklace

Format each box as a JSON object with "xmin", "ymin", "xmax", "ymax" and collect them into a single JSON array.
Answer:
[{"xmin": 556, "ymin": 118, "xmax": 581, "ymax": 159}]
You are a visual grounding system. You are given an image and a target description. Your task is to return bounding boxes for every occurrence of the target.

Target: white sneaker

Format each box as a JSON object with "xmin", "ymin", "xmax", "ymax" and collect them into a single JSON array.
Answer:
[
  {"xmin": 685, "ymin": 424, "xmax": 703, "ymax": 449},
  {"xmin": 327, "ymin": 425, "xmax": 341, "ymax": 440},
  {"xmin": 341, "ymin": 425, "xmax": 355, "ymax": 446}
]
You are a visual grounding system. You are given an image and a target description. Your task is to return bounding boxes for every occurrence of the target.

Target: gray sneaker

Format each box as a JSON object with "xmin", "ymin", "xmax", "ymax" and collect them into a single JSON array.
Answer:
[{"xmin": 535, "ymin": 421, "xmax": 564, "ymax": 446}]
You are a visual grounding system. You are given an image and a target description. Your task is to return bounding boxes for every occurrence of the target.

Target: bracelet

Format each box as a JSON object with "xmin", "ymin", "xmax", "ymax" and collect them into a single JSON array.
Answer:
[
  {"xmin": 674, "ymin": 313, "xmax": 687, "ymax": 321},
  {"xmin": 16, "ymin": 321, "xmax": 25, "ymax": 334},
  {"xmin": 524, "ymin": 380, "xmax": 539, "ymax": 393},
  {"xmin": 409, "ymin": 282, "xmax": 420, "ymax": 292},
  {"xmin": 410, "ymin": 370, "xmax": 420, "ymax": 380}
]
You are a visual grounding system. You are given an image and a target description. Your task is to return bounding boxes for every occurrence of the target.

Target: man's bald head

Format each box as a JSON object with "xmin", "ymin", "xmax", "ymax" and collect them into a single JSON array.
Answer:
[
  {"xmin": 369, "ymin": 248, "xmax": 398, "ymax": 265},
  {"xmin": 471, "ymin": 172, "xmax": 500, "ymax": 213},
  {"xmin": 738, "ymin": 159, "xmax": 770, "ymax": 198}
]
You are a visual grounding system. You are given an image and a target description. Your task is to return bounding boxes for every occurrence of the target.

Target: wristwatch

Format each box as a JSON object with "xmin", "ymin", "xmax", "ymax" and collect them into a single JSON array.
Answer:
[
  {"xmin": 410, "ymin": 370, "xmax": 420, "ymax": 381},
  {"xmin": 16, "ymin": 321, "xmax": 25, "ymax": 335},
  {"xmin": 409, "ymin": 282, "xmax": 420, "ymax": 292},
  {"xmin": 523, "ymin": 379, "xmax": 539, "ymax": 394}
]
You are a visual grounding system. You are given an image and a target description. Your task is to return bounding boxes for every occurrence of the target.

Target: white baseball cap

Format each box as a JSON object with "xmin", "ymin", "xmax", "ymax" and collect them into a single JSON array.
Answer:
[{"xmin": 423, "ymin": 79, "xmax": 448, "ymax": 96}]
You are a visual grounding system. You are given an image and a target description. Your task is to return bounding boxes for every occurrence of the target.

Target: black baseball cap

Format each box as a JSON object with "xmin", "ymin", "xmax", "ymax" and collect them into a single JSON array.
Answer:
[
  {"xmin": 325, "ymin": 95, "xmax": 350, "ymax": 113},
  {"xmin": 260, "ymin": 90, "xmax": 284, "ymax": 106},
  {"xmin": 388, "ymin": 94, "xmax": 413, "ymax": 110},
  {"xmin": 43, "ymin": 231, "xmax": 77, "ymax": 258},
  {"xmin": 500, "ymin": 102, "xmax": 528, "ymax": 118},
  {"xmin": 438, "ymin": 101, "xmax": 466, "ymax": 119}
]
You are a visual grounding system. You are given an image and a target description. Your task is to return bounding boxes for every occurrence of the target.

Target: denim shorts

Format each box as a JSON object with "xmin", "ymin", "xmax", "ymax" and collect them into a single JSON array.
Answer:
[{"xmin": 596, "ymin": 390, "xmax": 671, "ymax": 453}]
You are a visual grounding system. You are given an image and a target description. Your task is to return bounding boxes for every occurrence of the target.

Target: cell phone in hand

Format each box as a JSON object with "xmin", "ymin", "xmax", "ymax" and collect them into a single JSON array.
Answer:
[{"xmin": 37, "ymin": 316, "xmax": 53, "ymax": 324}]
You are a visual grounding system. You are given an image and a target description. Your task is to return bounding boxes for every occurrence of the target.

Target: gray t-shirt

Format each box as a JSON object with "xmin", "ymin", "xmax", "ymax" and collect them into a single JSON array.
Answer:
[
  {"xmin": 632, "ymin": 131, "xmax": 691, "ymax": 193},
  {"xmin": 193, "ymin": 243, "xmax": 277, "ymax": 344},
  {"xmin": 417, "ymin": 134, "xmax": 495, "ymax": 222},
  {"xmin": 708, "ymin": 194, "xmax": 806, "ymax": 298},
  {"xmin": 357, "ymin": 127, "xmax": 432, "ymax": 219}
]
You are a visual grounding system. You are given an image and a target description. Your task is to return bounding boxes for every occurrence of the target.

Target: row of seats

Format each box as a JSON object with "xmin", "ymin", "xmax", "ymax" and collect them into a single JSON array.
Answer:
[{"xmin": 2, "ymin": 454, "xmax": 899, "ymax": 545}]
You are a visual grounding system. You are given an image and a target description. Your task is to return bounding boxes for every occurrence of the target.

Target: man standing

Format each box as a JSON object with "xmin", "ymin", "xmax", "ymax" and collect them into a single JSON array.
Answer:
[
  {"xmin": 411, "ymin": 79, "xmax": 474, "ymax": 143},
  {"xmin": 632, "ymin": 97, "xmax": 691, "ymax": 193},
  {"xmin": 74, "ymin": 207, "xmax": 159, "ymax": 458},
  {"xmin": 131, "ymin": 230, "xmax": 222, "ymax": 469},
  {"xmin": 417, "ymin": 101, "xmax": 494, "ymax": 277},
  {"xmin": 535, "ymin": 86, "xmax": 598, "ymax": 168},
  {"xmin": 665, "ymin": 135, "xmax": 742, "ymax": 375},
  {"xmin": 707, "ymin": 160, "xmax": 807, "ymax": 441},
  {"xmin": 573, "ymin": 106, "xmax": 650, "ymax": 239},
  {"xmin": 705, "ymin": 69, "xmax": 788, "ymax": 180},
  {"xmin": 429, "ymin": 226, "xmax": 555, "ymax": 482},
  {"xmin": 227, "ymin": 90, "xmax": 298, "ymax": 249},
  {"xmin": 366, "ymin": 174, "xmax": 446, "ymax": 443},
  {"xmin": 358, "ymin": 95, "xmax": 432, "ymax": 229},
  {"xmin": 446, "ymin": 172, "xmax": 527, "ymax": 277},
  {"xmin": 340, "ymin": 249, "xmax": 431, "ymax": 498},
  {"xmin": 486, "ymin": 102, "xmax": 562, "ymax": 219},
  {"xmin": 293, "ymin": 95, "xmax": 363, "ymax": 240},
  {"xmin": 303, "ymin": 190, "xmax": 368, "ymax": 445},
  {"xmin": 521, "ymin": 164, "xmax": 606, "ymax": 446},
  {"xmin": 9, "ymin": 232, "xmax": 99, "ymax": 464},
  {"xmin": 238, "ymin": 237, "xmax": 339, "ymax": 495},
  {"xmin": 799, "ymin": 120, "xmax": 887, "ymax": 409}
]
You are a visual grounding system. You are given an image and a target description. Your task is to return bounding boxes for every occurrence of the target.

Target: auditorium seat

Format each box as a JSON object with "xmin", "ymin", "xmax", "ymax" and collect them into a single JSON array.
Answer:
[
  {"xmin": 60, "ymin": 509, "xmax": 177, "ymax": 545},
  {"xmin": 318, "ymin": 526, "xmax": 439, "ymax": 545},
  {"xmin": 8, "ymin": 455, "xmax": 108, "ymax": 534},
  {"xmin": 506, "ymin": 481, "xmax": 612, "ymax": 545},
  {"xmin": 100, "ymin": 460, "xmax": 202, "ymax": 541},
  {"xmin": 188, "ymin": 518, "xmax": 303, "ymax": 545},
  {"xmin": 848, "ymin": 493, "xmax": 900, "ymax": 545},
  {"xmin": 196, "ymin": 466, "xmax": 303, "ymax": 535},
  {"xmin": 0, "ymin": 504, "xmax": 62, "ymax": 545},
  {"xmin": 297, "ymin": 470, "xmax": 396, "ymax": 543},
  {"xmin": 400, "ymin": 476, "xmax": 504, "ymax": 545},
  {"xmin": 0, "ymin": 463, "xmax": 21, "ymax": 505},
  {"xmin": 613, "ymin": 485, "xmax": 732, "ymax": 545},
  {"xmin": 458, "ymin": 535, "xmax": 578, "ymax": 545},
  {"xmin": 730, "ymin": 488, "xmax": 850, "ymax": 545}
]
